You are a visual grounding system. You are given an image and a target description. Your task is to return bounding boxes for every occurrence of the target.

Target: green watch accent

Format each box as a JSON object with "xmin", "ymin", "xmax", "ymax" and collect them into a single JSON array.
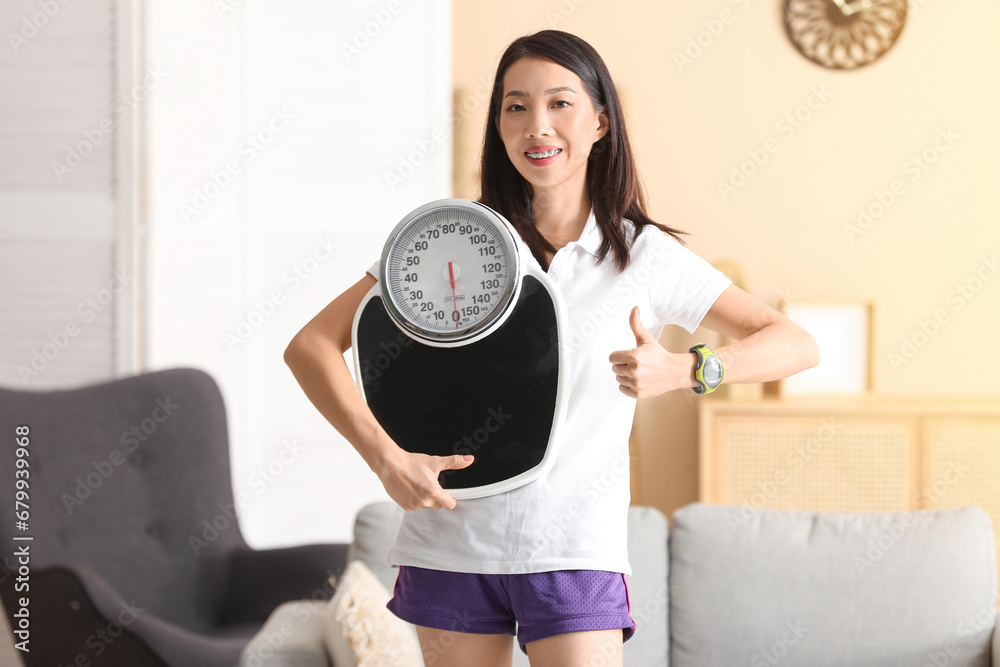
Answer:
[{"xmin": 690, "ymin": 344, "xmax": 725, "ymax": 395}]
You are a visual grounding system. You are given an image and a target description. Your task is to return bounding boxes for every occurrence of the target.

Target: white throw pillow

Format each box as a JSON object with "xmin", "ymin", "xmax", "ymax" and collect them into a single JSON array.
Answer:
[{"xmin": 323, "ymin": 560, "xmax": 424, "ymax": 667}]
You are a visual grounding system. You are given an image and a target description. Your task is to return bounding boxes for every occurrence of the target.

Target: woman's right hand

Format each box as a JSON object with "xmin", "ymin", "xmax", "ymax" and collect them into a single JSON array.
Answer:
[
  {"xmin": 284, "ymin": 272, "xmax": 476, "ymax": 512},
  {"xmin": 376, "ymin": 449, "xmax": 476, "ymax": 511}
]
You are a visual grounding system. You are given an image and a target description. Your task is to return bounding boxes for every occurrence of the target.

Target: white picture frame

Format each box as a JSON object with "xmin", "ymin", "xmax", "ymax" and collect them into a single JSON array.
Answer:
[{"xmin": 779, "ymin": 300, "xmax": 874, "ymax": 396}]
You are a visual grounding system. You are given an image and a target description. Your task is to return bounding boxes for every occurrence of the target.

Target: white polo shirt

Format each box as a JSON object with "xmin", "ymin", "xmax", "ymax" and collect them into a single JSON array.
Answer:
[{"xmin": 364, "ymin": 209, "xmax": 731, "ymax": 575}]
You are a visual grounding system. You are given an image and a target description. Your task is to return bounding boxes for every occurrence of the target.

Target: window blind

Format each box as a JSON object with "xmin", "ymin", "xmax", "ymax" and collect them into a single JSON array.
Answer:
[{"xmin": 0, "ymin": 0, "xmax": 122, "ymax": 389}]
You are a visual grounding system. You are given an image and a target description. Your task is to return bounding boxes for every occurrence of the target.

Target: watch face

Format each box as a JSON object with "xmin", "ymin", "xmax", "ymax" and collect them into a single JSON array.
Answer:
[{"xmin": 703, "ymin": 356, "xmax": 724, "ymax": 387}]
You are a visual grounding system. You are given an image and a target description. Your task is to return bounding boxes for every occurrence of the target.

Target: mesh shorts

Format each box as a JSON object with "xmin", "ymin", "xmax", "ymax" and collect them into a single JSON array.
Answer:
[{"xmin": 386, "ymin": 565, "xmax": 636, "ymax": 655}]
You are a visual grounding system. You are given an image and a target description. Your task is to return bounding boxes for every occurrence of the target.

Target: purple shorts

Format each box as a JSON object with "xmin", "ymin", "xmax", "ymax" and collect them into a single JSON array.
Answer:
[{"xmin": 386, "ymin": 565, "xmax": 636, "ymax": 655}]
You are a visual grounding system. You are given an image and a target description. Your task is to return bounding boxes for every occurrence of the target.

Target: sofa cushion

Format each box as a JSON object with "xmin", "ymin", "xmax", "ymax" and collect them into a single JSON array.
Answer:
[
  {"xmin": 346, "ymin": 502, "xmax": 404, "ymax": 592},
  {"xmin": 669, "ymin": 503, "xmax": 997, "ymax": 667},
  {"xmin": 324, "ymin": 560, "xmax": 423, "ymax": 667},
  {"xmin": 623, "ymin": 505, "xmax": 670, "ymax": 667},
  {"xmin": 239, "ymin": 600, "xmax": 329, "ymax": 667}
]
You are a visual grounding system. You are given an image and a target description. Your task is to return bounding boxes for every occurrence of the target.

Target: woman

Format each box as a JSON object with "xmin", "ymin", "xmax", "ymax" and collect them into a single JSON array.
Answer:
[{"xmin": 284, "ymin": 29, "xmax": 819, "ymax": 667}]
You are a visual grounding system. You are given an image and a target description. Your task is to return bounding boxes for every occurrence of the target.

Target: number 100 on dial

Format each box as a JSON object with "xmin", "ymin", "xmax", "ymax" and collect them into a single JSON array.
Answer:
[{"xmin": 379, "ymin": 200, "xmax": 522, "ymax": 345}]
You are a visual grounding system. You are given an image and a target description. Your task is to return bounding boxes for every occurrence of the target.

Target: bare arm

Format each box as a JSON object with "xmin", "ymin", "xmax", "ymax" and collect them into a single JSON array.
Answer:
[
  {"xmin": 283, "ymin": 273, "xmax": 473, "ymax": 510},
  {"xmin": 610, "ymin": 284, "xmax": 820, "ymax": 398},
  {"xmin": 700, "ymin": 284, "xmax": 820, "ymax": 384}
]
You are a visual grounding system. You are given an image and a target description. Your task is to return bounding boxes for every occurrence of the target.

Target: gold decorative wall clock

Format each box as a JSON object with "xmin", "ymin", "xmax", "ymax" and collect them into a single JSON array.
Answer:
[{"xmin": 784, "ymin": 0, "xmax": 907, "ymax": 69}]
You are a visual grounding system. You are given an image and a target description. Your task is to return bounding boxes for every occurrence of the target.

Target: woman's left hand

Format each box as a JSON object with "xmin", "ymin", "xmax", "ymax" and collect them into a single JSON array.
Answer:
[{"xmin": 609, "ymin": 306, "xmax": 694, "ymax": 399}]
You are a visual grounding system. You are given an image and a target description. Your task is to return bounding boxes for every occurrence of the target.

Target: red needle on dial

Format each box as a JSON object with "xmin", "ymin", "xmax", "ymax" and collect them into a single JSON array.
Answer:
[{"xmin": 448, "ymin": 261, "xmax": 459, "ymax": 328}]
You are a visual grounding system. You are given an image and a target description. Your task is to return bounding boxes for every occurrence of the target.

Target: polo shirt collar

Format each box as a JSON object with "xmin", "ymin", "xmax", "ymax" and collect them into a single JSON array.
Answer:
[{"xmin": 576, "ymin": 207, "xmax": 601, "ymax": 257}]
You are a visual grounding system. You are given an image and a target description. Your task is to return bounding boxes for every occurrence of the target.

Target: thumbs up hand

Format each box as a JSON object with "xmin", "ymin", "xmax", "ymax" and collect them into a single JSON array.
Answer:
[
  {"xmin": 627, "ymin": 304, "xmax": 658, "ymax": 347},
  {"xmin": 609, "ymin": 306, "xmax": 693, "ymax": 399}
]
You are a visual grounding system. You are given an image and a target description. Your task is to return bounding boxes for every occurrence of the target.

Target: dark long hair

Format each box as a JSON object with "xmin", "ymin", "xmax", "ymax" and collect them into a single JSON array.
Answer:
[{"xmin": 479, "ymin": 30, "xmax": 684, "ymax": 272}]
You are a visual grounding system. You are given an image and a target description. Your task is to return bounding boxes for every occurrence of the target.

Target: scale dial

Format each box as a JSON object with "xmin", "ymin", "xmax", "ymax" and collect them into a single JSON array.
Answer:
[{"xmin": 379, "ymin": 199, "xmax": 521, "ymax": 344}]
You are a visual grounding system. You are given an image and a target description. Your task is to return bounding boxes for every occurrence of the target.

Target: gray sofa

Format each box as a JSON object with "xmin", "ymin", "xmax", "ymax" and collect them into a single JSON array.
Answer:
[{"xmin": 243, "ymin": 501, "xmax": 1000, "ymax": 666}]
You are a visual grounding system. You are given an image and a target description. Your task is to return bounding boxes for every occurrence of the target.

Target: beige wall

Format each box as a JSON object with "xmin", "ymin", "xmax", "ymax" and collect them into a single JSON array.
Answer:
[{"xmin": 453, "ymin": 0, "xmax": 1000, "ymax": 516}]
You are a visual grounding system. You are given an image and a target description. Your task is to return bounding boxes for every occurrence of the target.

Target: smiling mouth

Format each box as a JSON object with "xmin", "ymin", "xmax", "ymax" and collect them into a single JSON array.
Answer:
[{"xmin": 525, "ymin": 149, "xmax": 562, "ymax": 159}]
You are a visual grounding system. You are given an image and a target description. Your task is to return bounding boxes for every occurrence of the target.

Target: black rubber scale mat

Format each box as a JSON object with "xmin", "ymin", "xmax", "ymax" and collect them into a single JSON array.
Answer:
[{"xmin": 355, "ymin": 275, "xmax": 560, "ymax": 491}]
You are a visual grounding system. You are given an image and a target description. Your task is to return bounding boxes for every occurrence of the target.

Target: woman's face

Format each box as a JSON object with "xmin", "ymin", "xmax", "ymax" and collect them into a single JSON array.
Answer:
[{"xmin": 497, "ymin": 57, "xmax": 608, "ymax": 197}]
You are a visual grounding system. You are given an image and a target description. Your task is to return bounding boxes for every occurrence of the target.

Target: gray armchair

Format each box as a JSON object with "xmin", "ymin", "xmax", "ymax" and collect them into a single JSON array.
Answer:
[{"xmin": 0, "ymin": 368, "xmax": 349, "ymax": 667}]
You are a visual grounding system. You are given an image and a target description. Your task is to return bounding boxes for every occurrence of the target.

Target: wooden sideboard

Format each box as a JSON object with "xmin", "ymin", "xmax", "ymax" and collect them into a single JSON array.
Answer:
[{"xmin": 698, "ymin": 396, "xmax": 1000, "ymax": 557}]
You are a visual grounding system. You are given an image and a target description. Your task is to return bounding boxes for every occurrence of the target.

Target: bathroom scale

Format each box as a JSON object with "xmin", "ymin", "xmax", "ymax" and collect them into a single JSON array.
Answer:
[{"xmin": 351, "ymin": 199, "xmax": 570, "ymax": 499}]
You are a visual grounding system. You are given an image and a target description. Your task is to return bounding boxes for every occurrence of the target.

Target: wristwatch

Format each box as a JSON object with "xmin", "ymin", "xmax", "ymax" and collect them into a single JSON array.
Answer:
[{"xmin": 690, "ymin": 344, "xmax": 724, "ymax": 395}]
